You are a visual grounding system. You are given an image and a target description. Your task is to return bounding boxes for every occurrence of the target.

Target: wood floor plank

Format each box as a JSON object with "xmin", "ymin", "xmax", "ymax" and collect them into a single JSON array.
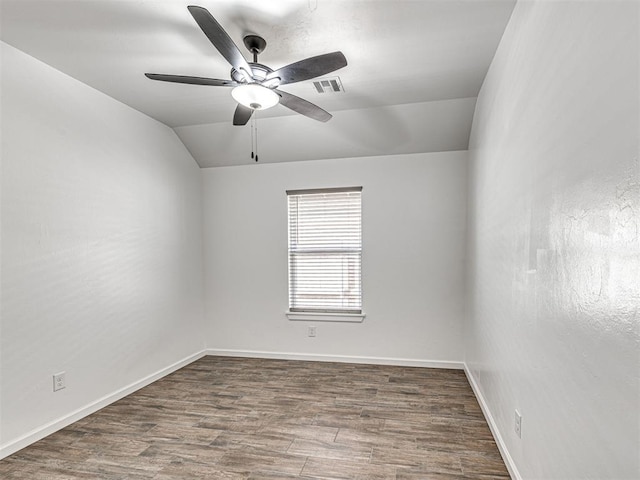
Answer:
[
  {"xmin": 0, "ymin": 356, "xmax": 510, "ymax": 479},
  {"xmin": 287, "ymin": 438, "xmax": 373, "ymax": 462},
  {"xmin": 302, "ymin": 456, "xmax": 397, "ymax": 479}
]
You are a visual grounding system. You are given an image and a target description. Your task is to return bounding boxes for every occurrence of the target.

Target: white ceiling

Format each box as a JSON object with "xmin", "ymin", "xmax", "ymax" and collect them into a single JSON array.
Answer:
[{"xmin": 0, "ymin": 0, "xmax": 515, "ymax": 167}]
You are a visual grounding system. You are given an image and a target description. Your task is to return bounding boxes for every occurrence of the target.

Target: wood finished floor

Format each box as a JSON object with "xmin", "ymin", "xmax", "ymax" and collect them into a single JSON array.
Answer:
[{"xmin": 0, "ymin": 356, "xmax": 510, "ymax": 479}]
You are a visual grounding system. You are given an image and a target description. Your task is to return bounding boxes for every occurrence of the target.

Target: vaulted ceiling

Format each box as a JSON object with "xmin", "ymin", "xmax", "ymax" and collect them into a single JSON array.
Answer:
[{"xmin": 0, "ymin": 0, "xmax": 515, "ymax": 167}]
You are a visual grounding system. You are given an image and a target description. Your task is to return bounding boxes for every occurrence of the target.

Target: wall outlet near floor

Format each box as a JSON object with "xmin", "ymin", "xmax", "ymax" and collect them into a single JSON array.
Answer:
[
  {"xmin": 515, "ymin": 409, "xmax": 522, "ymax": 438},
  {"xmin": 307, "ymin": 326, "xmax": 317, "ymax": 337},
  {"xmin": 53, "ymin": 372, "xmax": 66, "ymax": 392}
]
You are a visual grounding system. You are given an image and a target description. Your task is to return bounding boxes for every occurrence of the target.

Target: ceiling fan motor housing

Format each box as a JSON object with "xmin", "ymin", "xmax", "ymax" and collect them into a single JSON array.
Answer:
[{"xmin": 231, "ymin": 63, "xmax": 274, "ymax": 84}]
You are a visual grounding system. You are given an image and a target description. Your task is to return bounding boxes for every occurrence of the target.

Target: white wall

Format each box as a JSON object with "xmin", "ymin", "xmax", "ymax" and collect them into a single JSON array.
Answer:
[
  {"xmin": 0, "ymin": 42, "xmax": 205, "ymax": 454},
  {"xmin": 202, "ymin": 151, "xmax": 467, "ymax": 365},
  {"xmin": 466, "ymin": 1, "xmax": 639, "ymax": 479}
]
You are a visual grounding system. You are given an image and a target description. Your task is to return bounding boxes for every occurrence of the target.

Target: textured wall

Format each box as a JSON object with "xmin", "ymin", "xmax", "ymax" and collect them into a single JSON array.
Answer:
[
  {"xmin": 202, "ymin": 152, "xmax": 467, "ymax": 364},
  {"xmin": 1, "ymin": 42, "xmax": 205, "ymax": 449},
  {"xmin": 466, "ymin": 1, "xmax": 639, "ymax": 478}
]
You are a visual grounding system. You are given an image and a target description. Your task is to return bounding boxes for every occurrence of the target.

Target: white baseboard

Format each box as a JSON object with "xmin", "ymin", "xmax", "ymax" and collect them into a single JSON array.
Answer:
[
  {"xmin": 205, "ymin": 348, "xmax": 464, "ymax": 370},
  {"xmin": 0, "ymin": 350, "xmax": 206, "ymax": 460},
  {"xmin": 463, "ymin": 363, "xmax": 522, "ymax": 480}
]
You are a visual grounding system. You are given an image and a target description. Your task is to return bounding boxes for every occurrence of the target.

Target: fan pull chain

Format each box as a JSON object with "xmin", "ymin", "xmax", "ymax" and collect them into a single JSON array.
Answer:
[
  {"xmin": 250, "ymin": 111, "xmax": 259, "ymax": 162},
  {"xmin": 254, "ymin": 112, "xmax": 259, "ymax": 162},
  {"xmin": 250, "ymin": 114, "xmax": 255, "ymax": 160}
]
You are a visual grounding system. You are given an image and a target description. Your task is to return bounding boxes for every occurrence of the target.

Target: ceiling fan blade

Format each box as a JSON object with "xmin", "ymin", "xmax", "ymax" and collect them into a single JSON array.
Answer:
[
  {"xmin": 233, "ymin": 104, "xmax": 254, "ymax": 126},
  {"xmin": 267, "ymin": 52, "xmax": 347, "ymax": 86},
  {"xmin": 275, "ymin": 89, "xmax": 332, "ymax": 122},
  {"xmin": 187, "ymin": 6, "xmax": 252, "ymax": 77},
  {"xmin": 145, "ymin": 73, "xmax": 238, "ymax": 87}
]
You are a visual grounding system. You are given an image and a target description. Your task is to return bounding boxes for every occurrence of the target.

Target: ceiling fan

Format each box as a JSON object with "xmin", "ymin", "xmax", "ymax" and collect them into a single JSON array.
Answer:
[{"xmin": 145, "ymin": 5, "xmax": 347, "ymax": 126}]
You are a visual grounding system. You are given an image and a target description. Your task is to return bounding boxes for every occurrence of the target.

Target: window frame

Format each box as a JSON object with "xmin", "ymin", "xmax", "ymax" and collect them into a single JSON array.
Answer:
[{"xmin": 285, "ymin": 186, "xmax": 365, "ymax": 323}]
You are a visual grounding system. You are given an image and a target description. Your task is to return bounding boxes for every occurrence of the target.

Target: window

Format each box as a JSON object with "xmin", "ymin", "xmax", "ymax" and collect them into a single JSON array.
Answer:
[{"xmin": 287, "ymin": 187, "xmax": 363, "ymax": 319}]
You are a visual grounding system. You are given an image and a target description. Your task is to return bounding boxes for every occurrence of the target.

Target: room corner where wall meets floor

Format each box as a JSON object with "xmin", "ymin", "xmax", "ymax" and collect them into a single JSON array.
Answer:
[{"xmin": 0, "ymin": 356, "xmax": 512, "ymax": 478}]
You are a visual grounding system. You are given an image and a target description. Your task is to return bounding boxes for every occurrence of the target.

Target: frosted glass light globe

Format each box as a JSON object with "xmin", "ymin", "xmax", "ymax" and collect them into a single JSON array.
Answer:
[{"xmin": 231, "ymin": 84, "xmax": 279, "ymax": 110}]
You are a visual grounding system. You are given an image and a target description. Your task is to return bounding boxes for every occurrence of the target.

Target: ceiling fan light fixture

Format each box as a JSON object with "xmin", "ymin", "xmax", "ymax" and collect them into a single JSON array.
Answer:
[
  {"xmin": 231, "ymin": 84, "xmax": 279, "ymax": 110},
  {"xmin": 146, "ymin": 6, "xmax": 347, "ymax": 125}
]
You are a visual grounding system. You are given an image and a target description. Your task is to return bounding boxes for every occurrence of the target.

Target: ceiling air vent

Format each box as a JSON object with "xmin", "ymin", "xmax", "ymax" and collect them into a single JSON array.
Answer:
[{"xmin": 313, "ymin": 76, "xmax": 344, "ymax": 94}]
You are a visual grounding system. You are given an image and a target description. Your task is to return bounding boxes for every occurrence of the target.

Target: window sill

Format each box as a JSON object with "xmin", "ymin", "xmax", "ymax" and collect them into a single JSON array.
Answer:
[{"xmin": 286, "ymin": 311, "xmax": 366, "ymax": 323}]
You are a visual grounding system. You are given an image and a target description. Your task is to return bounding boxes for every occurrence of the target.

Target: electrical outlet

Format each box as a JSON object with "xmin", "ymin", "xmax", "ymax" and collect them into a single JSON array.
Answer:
[
  {"xmin": 514, "ymin": 409, "xmax": 522, "ymax": 438},
  {"xmin": 308, "ymin": 326, "xmax": 317, "ymax": 337},
  {"xmin": 53, "ymin": 372, "xmax": 66, "ymax": 392}
]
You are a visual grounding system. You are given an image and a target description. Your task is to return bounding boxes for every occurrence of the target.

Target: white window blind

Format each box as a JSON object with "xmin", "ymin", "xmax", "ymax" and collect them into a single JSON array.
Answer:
[{"xmin": 287, "ymin": 187, "xmax": 362, "ymax": 314}]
